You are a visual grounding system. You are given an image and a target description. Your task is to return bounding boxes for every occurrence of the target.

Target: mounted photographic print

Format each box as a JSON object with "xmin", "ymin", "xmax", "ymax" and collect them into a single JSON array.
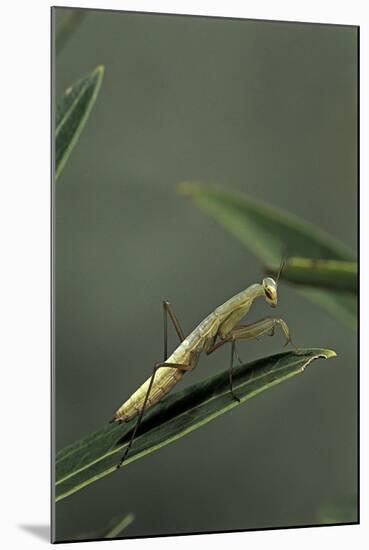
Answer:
[{"xmin": 52, "ymin": 7, "xmax": 358, "ymax": 543}]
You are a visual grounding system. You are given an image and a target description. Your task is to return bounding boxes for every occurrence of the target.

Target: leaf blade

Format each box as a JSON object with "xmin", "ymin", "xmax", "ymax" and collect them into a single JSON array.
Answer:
[
  {"xmin": 55, "ymin": 65, "xmax": 104, "ymax": 180},
  {"xmin": 55, "ymin": 10, "xmax": 87, "ymax": 54},
  {"xmin": 272, "ymin": 257, "xmax": 357, "ymax": 293},
  {"xmin": 104, "ymin": 513, "xmax": 135, "ymax": 539},
  {"xmin": 178, "ymin": 183, "xmax": 356, "ymax": 328},
  {"xmin": 55, "ymin": 348, "xmax": 335, "ymax": 502}
]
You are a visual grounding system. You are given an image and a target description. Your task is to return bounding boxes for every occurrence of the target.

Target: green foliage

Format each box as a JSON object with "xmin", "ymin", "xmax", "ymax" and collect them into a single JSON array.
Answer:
[
  {"xmin": 55, "ymin": 10, "xmax": 87, "ymax": 54},
  {"xmin": 179, "ymin": 183, "xmax": 357, "ymax": 329},
  {"xmin": 71, "ymin": 512, "xmax": 135, "ymax": 542},
  {"xmin": 55, "ymin": 348, "xmax": 335, "ymax": 502},
  {"xmin": 104, "ymin": 513, "xmax": 135, "ymax": 539},
  {"xmin": 274, "ymin": 257, "xmax": 357, "ymax": 293},
  {"xmin": 317, "ymin": 497, "xmax": 358, "ymax": 525},
  {"xmin": 55, "ymin": 65, "xmax": 104, "ymax": 180}
]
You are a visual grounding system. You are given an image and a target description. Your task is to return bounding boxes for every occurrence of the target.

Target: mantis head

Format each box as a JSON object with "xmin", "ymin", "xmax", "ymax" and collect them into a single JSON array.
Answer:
[
  {"xmin": 262, "ymin": 277, "xmax": 278, "ymax": 307},
  {"xmin": 262, "ymin": 256, "xmax": 285, "ymax": 307}
]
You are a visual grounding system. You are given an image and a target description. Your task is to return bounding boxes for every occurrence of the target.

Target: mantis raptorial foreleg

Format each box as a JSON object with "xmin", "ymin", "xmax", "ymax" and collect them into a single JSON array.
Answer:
[
  {"xmin": 207, "ymin": 317, "xmax": 292, "ymax": 355},
  {"xmin": 206, "ymin": 317, "xmax": 293, "ymax": 401},
  {"xmin": 230, "ymin": 317, "xmax": 292, "ymax": 346}
]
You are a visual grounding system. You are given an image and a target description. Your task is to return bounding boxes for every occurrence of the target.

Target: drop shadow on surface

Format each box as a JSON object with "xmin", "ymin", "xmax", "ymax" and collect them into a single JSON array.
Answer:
[{"xmin": 18, "ymin": 524, "xmax": 50, "ymax": 542}]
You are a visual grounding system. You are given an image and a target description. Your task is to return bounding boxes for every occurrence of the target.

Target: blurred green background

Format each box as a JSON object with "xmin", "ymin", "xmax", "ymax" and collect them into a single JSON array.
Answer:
[{"xmin": 54, "ymin": 8, "xmax": 358, "ymax": 541}]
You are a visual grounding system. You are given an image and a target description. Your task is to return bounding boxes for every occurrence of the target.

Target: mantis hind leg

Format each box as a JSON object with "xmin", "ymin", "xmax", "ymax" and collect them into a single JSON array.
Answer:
[
  {"xmin": 117, "ymin": 358, "xmax": 197, "ymax": 469},
  {"xmin": 163, "ymin": 300, "xmax": 185, "ymax": 360},
  {"xmin": 109, "ymin": 300, "xmax": 186, "ymax": 425},
  {"xmin": 115, "ymin": 300, "xmax": 188, "ymax": 468}
]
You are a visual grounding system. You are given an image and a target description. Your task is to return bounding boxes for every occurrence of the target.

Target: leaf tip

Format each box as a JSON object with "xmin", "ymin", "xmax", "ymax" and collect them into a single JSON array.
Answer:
[
  {"xmin": 300, "ymin": 349, "xmax": 337, "ymax": 372},
  {"xmin": 177, "ymin": 181, "xmax": 198, "ymax": 197},
  {"xmin": 322, "ymin": 349, "xmax": 337, "ymax": 360},
  {"xmin": 93, "ymin": 64, "xmax": 105, "ymax": 81}
]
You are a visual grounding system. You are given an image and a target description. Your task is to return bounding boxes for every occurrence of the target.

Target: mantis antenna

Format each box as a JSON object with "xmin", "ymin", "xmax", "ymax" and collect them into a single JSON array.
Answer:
[{"xmin": 275, "ymin": 255, "xmax": 286, "ymax": 285}]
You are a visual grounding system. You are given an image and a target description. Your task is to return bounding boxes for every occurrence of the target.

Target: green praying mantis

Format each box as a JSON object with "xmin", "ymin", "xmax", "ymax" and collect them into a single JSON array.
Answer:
[{"xmin": 111, "ymin": 263, "xmax": 293, "ymax": 468}]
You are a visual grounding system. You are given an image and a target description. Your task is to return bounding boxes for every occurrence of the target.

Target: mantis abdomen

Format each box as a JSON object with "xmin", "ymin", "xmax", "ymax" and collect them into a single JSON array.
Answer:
[
  {"xmin": 114, "ymin": 311, "xmax": 221, "ymax": 422},
  {"xmin": 115, "ymin": 366, "xmax": 186, "ymax": 422}
]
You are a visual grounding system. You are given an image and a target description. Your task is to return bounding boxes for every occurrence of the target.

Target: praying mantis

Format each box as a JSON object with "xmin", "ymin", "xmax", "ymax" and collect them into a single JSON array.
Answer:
[{"xmin": 111, "ymin": 268, "xmax": 292, "ymax": 468}]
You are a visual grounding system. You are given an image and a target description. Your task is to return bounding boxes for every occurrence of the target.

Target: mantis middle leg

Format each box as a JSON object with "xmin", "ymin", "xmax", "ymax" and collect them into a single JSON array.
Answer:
[{"xmin": 206, "ymin": 317, "xmax": 292, "ymax": 402}]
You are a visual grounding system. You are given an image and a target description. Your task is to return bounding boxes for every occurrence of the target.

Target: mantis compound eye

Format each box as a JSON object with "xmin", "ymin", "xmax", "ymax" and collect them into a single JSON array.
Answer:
[
  {"xmin": 262, "ymin": 277, "xmax": 277, "ymax": 306},
  {"xmin": 265, "ymin": 288, "xmax": 273, "ymax": 300}
]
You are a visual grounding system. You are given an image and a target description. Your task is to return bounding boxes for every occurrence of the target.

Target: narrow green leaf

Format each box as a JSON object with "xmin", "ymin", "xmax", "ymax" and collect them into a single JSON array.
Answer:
[
  {"xmin": 70, "ymin": 512, "xmax": 135, "ymax": 542},
  {"xmin": 55, "ymin": 65, "xmax": 104, "ymax": 180},
  {"xmin": 55, "ymin": 348, "xmax": 335, "ymax": 502},
  {"xmin": 104, "ymin": 513, "xmax": 135, "ymax": 539},
  {"xmin": 179, "ymin": 183, "xmax": 357, "ymax": 329},
  {"xmin": 55, "ymin": 10, "xmax": 87, "ymax": 54},
  {"xmin": 270, "ymin": 257, "xmax": 357, "ymax": 293},
  {"xmin": 317, "ymin": 497, "xmax": 358, "ymax": 525}
]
